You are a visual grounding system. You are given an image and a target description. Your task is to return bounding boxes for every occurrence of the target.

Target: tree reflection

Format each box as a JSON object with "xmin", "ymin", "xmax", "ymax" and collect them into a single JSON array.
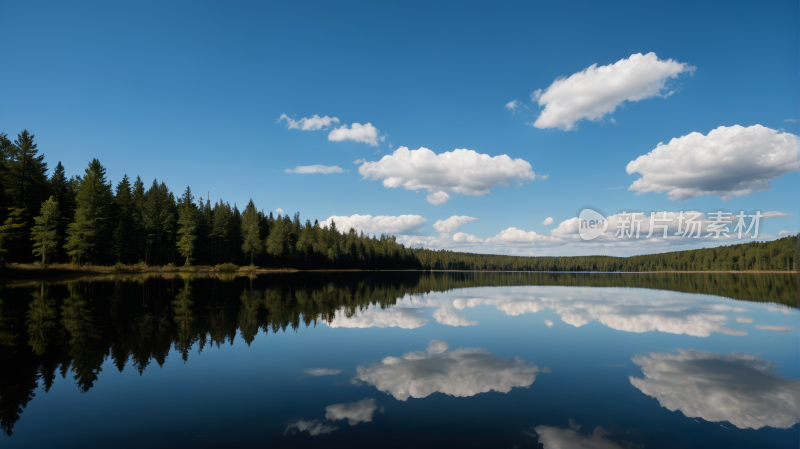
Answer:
[{"xmin": 0, "ymin": 271, "xmax": 795, "ymax": 436}]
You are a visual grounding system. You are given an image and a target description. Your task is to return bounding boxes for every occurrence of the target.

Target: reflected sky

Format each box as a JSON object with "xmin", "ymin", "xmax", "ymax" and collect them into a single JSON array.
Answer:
[
  {"xmin": 355, "ymin": 286, "xmax": 787, "ymax": 337},
  {"xmin": 0, "ymin": 273, "xmax": 797, "ymax": 448}
]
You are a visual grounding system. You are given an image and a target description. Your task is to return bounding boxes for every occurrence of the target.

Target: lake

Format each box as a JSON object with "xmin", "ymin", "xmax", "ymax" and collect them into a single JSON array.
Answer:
[{"xmin": 1, "ymin": 272, "xmax": 798, "ymax": 448}]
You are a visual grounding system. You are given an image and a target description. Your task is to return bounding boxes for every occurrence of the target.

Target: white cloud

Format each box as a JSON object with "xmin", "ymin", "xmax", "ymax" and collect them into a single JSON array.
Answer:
[
  {"xmin": 426, "ymin": 191, "xmax": 450, "ymax": 205},
  {"xmin": 754, "ymin": 325, "xmax": 793, "ymax": 332},
  {"xmin": 357, "ymin": 147, "xmax": 539, "ymax": 205},
  {"xmin": 785, "ymin": 119, "xmax": 798, "ymax": 123},
  {"xmin": 325, "ymin": 399, "xmax": 379, "ymax": 425},
  {"xmin": 278, "ymin": 114, "xmax": 339, "ymax": 131},
  {"xmin": 544, "ymin": 319, "xmax": 554, "ymax": 327},
  {"xmin": 505, "ymin": 100, "xmax": 521, "ymax": 113},
  {"xmin": 531, "ymin": 52, "xmax": 694, "ymax": 130},
  {"xmin": 627, "ymin": 125, "xmax": 800, "ymax": 201},
  {"xmin": 630, "ymin": 349, "xmax": 800, "ymax": 429},
  {"xmin": 399, "ymin": 210, "xmax": 776, "ymax": 257},
  {"xmin": 453, "ymin": 232, "xmax": 484, "ymax": 243},
  {"xmin": 434, "ymin": 216, "xmax": 478, "ymax": 233},
  {"xmin": 284, "ymin": 165, "xmax": 345, "ymax": 174},
  {"xmin": 778, "ymin": 230, "xmax": 795, "ymax": 237},
  {"xmin": 353, "ymin": 158, "xmax": 366, "ymax": 164},
  {"xmin": 328, "ymin": 122, "xmax": 382, "ymax": 146},
  {"xmin": 486, "ymin": 227, "xmax": 556, "ymax": 243},
  {"xmin": 327, "ymin": 307, "xmax": 428, "ymax": 329},
  {"xmin": 736, "ymin": 317, "xmax": 753, "ymax": 324},
  {"xmin": 355, "ymin": 340, "xmax": 539, "ymax": 401},
  {"xmin": 542, "ymin": 217, "xmax": 554, "ymax": 225},
  {"xmin": 275, "ymin": 208, "xmax": 284, "ymax": 214},
  {"xmin": 763, "ymin": 211, "xmax": 792, "ymax": 218},
  {"xmin": 304, "ymin": 368, "xmax": 341, "ymax": 376},
  {"xmin": 320, "ymin": 214, "xmax": 427, "ymax": 234},
  {"xmin": 284, "ymin": 419, "xmax": 337, "ymax": 436},
  {"xmin": 534, "ymin": 421, "xmax": 627, "ymax": 449}
]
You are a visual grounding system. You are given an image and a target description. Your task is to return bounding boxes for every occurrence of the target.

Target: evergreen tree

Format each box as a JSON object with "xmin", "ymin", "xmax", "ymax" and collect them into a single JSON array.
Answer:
[
  {"xmin": 241, "ymin": 199, "xmax": 262, "ymax": 265},
  {"xmin": 114, "ymin": 175, "xmax": 140, "ymax": 263},
  {"xmin": 65, "ymin": 159, "xmax": 115, "ymax": 265},
  {"xmin": 176, "ymin": 187, "xmax": 197, "ymax": 266},
  {"xmin": 7, "ymin": 130, "xmax": 49, "ymax": 213},
  {"xmin": 0, "ymin": 208, "xmax": 26, "ymax": 265},
  {"xmin": 31, "ymin": 196, "xmax": 60, "ymax": 264},
  {"xmin": 49, "ymin": 162, "xmax": 74, "ymax": 262}
]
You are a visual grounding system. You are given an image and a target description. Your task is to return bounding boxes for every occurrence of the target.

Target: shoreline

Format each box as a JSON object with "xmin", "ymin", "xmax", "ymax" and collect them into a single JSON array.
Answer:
[{"xmin": 2, "ymin": 263, "xmax": 794, "ymax": 278}]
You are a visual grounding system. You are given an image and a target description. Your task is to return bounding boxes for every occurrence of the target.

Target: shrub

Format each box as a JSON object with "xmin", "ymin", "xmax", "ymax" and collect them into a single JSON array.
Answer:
[{"xmin": 216, "ymin": 262, "xmax": 239, "ymax": 272}]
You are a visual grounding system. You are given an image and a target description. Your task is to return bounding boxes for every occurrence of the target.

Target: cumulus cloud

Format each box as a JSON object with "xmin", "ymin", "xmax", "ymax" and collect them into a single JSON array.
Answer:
[
  {"xmin": 275, "ymin": 208, "xmax": 284, "ymax": 214},
  {"xmin": 357, "ymin": 147, "xmax": 540, "ymax": 205},
  {"xmin": 434, "ymin": 216, "xmax": 478, "ymax": 233},
  {"xmin": 325, "ymin": 399, "xmax": 379, "ymax": 425},
  {"xmin": 531, "ymin": 52, "xmax": 694, "ymax": 130},
  {"xmin": 320, "ymin": 214, "xmax": 427, "ymax": 235},
  {"xmin": 630, "ymin": 349, "xmax": 800, "ymax": 429},
  {"xmin": 355, "ymin": 340, "xmax": 539, "ymax": 401},
  {"xmin": 627, "ymin": 125, "xmax": 800, "ymax": 201},
  {"xmin": 544, "ymin": 319, "xmax": 554, "ymax": 327},
  {"xmin": 542, "ymin": 217, "xmax": 554, "ymax": 225},
  {"xmin": 304, "ymin": 368, "xmax": 341, "ymax": 376},
  {"xmin": 285, "ymin": 419, "xmax": 337, "ymax": 436},
  {"xmin": 278, "ymin": 114, "xmax": 339, "ymax": 131},
  {"xmin": 534, "ymin": 421, "xmax": 627, "ymax": 449},
  {"xmin": 453, "ymin": 232, "xmax": 484, "ymax": 243},
  {"xmin": 328, "ymin": 122, "xmax": 383, "ymax": 146},
  {"xmin": 400, "ymin": 209, "xmax": 775, "ymax": 257},
  {"xmin": 505, "ymin": 100, "xmax": 521, "ymax": 113},
  {"xmin": 326, "ymin": 307, "xmax": 428, "ymax": 329},
  {"xmin": 778, "ymin": 230, "xmax": 795, "ymax": 237},
  {"xmin": 486, "ymin": 227, "xmax": 556, "ymax": 243},
  {"xmin": 284, "ymin": 165, "xmax": 345, "ymax": 174}
]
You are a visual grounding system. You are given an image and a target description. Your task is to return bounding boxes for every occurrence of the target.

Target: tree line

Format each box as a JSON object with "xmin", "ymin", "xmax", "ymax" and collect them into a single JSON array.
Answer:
[
  {"xmin": 0, "ymin": 129, "xmax": 795, "ymax": 273},
  {"xmin": 0, "ymin": 130, "xmax": 416, "ymax": 269}
]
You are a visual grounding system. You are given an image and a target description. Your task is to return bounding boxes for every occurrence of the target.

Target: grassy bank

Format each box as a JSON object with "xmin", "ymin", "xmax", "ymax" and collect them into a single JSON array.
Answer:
[{"xmin": 4, "ymin": 262, "xmax": 302, "ymax": 275}]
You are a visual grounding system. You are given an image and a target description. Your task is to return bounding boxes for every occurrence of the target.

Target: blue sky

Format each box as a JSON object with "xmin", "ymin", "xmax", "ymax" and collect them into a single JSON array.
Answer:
[{"xmin": 2, "ymin": 0, "xmax": 797, "ymax": 256}]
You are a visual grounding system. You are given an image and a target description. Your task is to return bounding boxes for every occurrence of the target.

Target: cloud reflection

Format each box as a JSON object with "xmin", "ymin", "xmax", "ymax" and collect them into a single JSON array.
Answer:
[
  {"xmin": 285, "ymin": 398, "xmax": 381, "ymax": 436},
  {"xmin": 534, "ymin": 419, "xmax": 627, "ymax": 449},
  {"xmin": 326, "ymin": 307, "xmax": 428, "ymax": 329},
  {"xmin": 629, "ymin": 349, "xmax": 800, "ymax": 429},
  {"xmin": 421, "ymin": 287, "xmax": 755, "ymax": 337},
  {"xmin": 355, "ymin": 340, "xmax": 539, "ymax": 401}
]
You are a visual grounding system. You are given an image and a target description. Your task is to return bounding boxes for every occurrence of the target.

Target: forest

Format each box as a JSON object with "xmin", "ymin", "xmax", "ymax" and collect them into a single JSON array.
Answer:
[{"xmin": 0, "ymin": 129, "xmax": 796, "ymax": 273}]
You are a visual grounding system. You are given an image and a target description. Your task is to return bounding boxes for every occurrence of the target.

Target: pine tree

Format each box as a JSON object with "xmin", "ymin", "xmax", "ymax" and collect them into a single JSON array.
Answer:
[
  {"xmin": 31, "ymin": 196, "xmax": 60, "ymax": 265},
  {"xmin": 113, "ymin": 175, "xmax": 139, "ymax": 263},
  {"xmin": 0, "ymin": 208, "xmax": 26, "ymax": 264},
  {"xmin": 8, "ymin": 130, "xmax": 49, "ymax": 213},
  {"xmin": 241, "ymin": 199, "xmax": 262, "ymax": 265},
  {"xmin": 49, "ymin": 162, "xmax": 74, "ymax": 262},
  {"xmin": 65, "ymin": 159, "xmax": 115, "ymax": 265},
  {"xmin": 176, "ymin": 187, "xmax": 197, "ymax": 266}
]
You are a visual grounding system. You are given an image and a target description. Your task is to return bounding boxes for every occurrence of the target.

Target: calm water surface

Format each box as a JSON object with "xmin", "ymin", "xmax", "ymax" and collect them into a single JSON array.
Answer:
[{"xmin": 1, "ymin": 272, "xmax": 798, "ymax": 448}]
